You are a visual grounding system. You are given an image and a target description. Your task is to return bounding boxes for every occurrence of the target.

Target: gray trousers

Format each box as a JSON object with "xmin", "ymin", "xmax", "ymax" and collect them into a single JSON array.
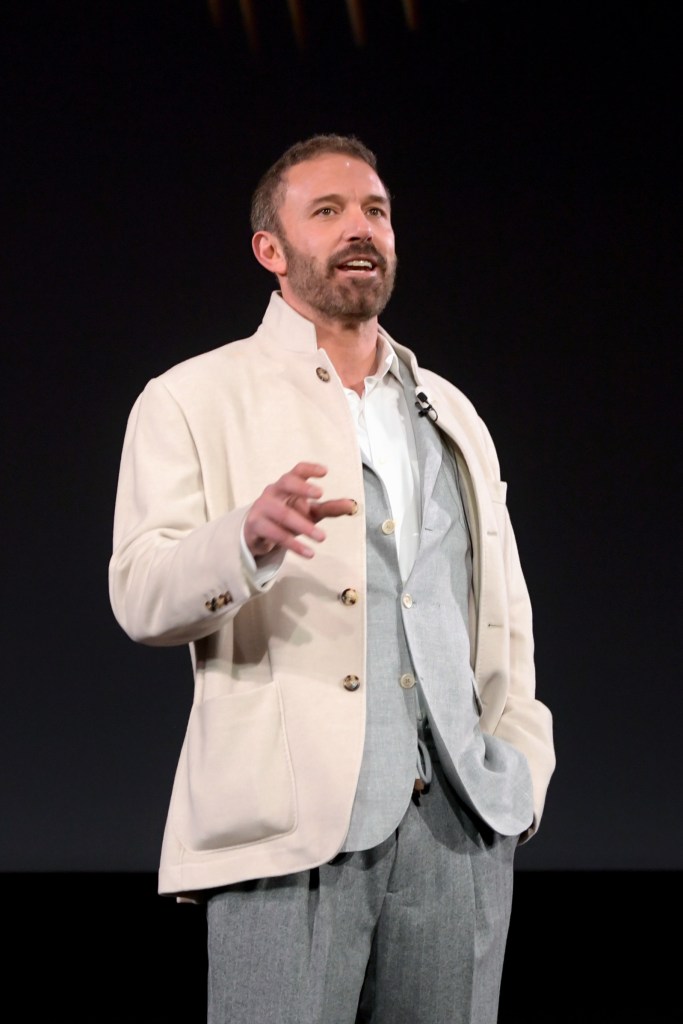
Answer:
[{"xmin": 206, "ymin": 766, "xmax": 517, "ymax": 1024}]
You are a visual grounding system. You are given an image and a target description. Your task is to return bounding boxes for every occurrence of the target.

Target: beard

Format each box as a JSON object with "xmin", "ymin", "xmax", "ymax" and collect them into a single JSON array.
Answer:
[{"xmin": 280, "ymin": 237, "xmax": 397, "ymax": 322}]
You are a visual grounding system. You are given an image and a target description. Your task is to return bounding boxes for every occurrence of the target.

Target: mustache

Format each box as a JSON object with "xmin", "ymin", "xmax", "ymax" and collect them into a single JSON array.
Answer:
[{"xmin": 329, "ymin": 243, "xmax": 388, "ymax": 272}]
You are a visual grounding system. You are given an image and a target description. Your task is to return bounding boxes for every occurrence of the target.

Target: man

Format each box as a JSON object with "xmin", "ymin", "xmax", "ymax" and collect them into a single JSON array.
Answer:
[{"xmin": 109, "ymin": 133, "xmax": 555, "ymax": 1024}]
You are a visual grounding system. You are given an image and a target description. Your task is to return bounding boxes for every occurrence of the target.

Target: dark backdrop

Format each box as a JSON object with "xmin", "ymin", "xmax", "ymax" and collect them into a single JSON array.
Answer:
[{"xmin": 3, "ymin": 0, "xmax": 681, "ymax": 874}]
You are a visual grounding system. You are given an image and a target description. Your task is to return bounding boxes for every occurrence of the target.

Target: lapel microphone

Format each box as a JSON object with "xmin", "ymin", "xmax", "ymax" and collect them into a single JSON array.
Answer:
[{"xmin": 415, "ymin": 390, "xmax": 438, "ymax": 423}]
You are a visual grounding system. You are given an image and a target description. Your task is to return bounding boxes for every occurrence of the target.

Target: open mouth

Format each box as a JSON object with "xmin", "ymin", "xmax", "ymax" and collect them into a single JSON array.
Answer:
[
  {"xmin": 338, "ymin": 258, "xmax": 376, "ymax": 271},
  {"xmin": 335, "ymin": 253, "xmax": 381, "ymax": 274}
]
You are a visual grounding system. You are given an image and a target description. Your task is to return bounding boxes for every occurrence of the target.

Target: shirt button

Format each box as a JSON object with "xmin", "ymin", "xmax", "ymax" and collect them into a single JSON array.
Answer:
[
  {"xmin": 399, "ymin": 673, "xmax": 416, "ymax": 689},
  {"xmin": 343, "ymin": 675, "xmax": 361, "ymax": 691},
  {"xmin": 340, "ymin": 588, "xmax": 358, "ymax": 606},
  {"xmin": 381, "ymin": 519, "xmax": 395, "ymax": 535},
  {"xmin": 402, "ymin": 593, "xmax": 413, "ymax": 608},
  {"xmin": 316, "ymin": 367, "xmax": 331, "ymax": 382}
]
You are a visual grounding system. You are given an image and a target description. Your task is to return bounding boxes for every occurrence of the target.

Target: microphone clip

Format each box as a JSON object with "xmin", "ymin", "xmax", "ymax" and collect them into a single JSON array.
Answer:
[{"xmin": 415, "ymin": 390, "xmax": 438, "ymax": 423}]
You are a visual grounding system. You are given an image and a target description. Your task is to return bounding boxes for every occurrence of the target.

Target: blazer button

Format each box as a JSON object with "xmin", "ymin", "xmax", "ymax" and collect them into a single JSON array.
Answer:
[
  {"xmin": 401, "ymin": 593, "xmax": 414, "ymax": 609},
  {"xmin": 381, "ymin": 519, "xmax": 395, "ymax": 535},
  {"xmin": 340, "ymin": 588, "xmax": 358, "ymax": 606},
  {"xmin": 205, "ymin": 591, "xmax": 233, "ymax": 612},
  {"xmin": 399, "ymin": 673, "xmax": 416, "ymax": 689},
  {"xmin": 343, "ymin": 675, "xmax": 361, "ymax": 691},
  {"xmin": 316, "ymin": 367, "xmax": 331, "ymax": 382}
]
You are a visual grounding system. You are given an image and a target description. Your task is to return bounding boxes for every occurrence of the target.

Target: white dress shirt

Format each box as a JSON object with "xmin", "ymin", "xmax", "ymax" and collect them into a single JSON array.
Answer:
[{"xmin": 341, "ymin": 336, "xmax": 420, "ymax": 582}]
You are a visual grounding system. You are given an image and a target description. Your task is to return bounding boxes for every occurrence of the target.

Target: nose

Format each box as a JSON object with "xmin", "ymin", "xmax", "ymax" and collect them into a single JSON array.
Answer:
[{"xmin": 343, "ymin": 207, "xmax": 373, "ymax": 241}]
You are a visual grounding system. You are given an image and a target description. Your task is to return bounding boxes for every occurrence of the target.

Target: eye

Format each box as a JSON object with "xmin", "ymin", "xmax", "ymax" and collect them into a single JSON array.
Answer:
[
  {"xmin": 315, "ymin": 207, "xmax": 336, "ymax": 217},
  {"xmin": 367, "ymin": 206, "xmax": 387, "ymax": 218}
]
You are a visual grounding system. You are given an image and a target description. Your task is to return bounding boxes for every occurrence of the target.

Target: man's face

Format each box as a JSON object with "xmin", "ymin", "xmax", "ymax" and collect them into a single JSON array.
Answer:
[{"xmin": 274, "ymin": 153, "xmax": 397, "ymax": 323}]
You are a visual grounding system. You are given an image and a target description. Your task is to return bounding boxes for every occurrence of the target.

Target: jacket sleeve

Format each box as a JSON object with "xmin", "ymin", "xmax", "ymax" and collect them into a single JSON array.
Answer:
[{"xmin": 108, "ymin": 377, "xmax": 267, "ymax": 647}]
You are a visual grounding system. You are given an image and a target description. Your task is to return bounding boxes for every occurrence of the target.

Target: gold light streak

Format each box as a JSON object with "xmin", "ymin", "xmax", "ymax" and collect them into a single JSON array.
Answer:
[
  {"xmin": 287, "ymin": 0, "xmax": 307, "ymax": 51},
  {"xmin": 209, "ymin": 2, "xmax": 422, "ymax": 55},
  {"xmin": 402, "ymin": 0, "xmax": 420, "ymax": 31},
  {"xmin": 345, "ymin": 0, "xmax": 367, "ymax": 47},
  {"xmin": 238, "ymin": 0, "xmax": 260, "ymax": 55}
]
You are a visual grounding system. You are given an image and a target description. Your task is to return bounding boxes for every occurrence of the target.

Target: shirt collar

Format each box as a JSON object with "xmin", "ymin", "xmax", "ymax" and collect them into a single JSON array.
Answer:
[
  {"xmin": 348, "ymin": 336, "xmax": 404, "ymax": 401},
  {"xmin": 372, "ymin": 334, "xmax": 402, "ymax": 384},
  {"xmin": 339, "ymin": 334, "xmax": 405, "ymax": 401}
]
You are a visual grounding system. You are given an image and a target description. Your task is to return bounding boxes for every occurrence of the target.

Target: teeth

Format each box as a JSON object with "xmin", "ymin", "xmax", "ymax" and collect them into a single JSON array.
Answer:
[{"xmin": 345, "ymin": 260, "xmax": 372, "ymax": 269}]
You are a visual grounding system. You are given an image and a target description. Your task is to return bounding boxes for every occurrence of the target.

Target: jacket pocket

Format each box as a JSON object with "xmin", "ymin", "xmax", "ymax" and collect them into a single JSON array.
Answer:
[
  {"xmin": 172, "ymin": 683, "xmax": 296, "ymax": 852},
  {"xmin": 486, "ymin": 479, "xmax": 508, "ymax": 541}
]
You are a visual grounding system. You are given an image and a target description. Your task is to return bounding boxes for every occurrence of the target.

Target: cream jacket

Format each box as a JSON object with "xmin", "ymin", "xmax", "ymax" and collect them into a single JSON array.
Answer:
[{"xmin": 109, "ymin": 293, "xmax": 555, "ymax": 897}]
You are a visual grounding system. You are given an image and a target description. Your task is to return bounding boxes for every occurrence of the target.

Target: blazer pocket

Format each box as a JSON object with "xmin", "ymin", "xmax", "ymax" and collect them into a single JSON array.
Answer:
[
  {"xmin": 173, "ymin": 683, "xmax": 296, "ymax": 852},
  {"xmin": 486, "ymin": 479, "xmax": 507, "ymax": 504},
  {"xmin": 486, "ymin": 479, "xmax": 508, "ymax": 539}
]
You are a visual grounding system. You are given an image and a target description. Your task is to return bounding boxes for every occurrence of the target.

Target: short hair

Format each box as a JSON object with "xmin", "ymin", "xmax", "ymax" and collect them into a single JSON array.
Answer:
[{"xmin": 250, "ymin": 133, "xmax": 387, "ymax": 234}]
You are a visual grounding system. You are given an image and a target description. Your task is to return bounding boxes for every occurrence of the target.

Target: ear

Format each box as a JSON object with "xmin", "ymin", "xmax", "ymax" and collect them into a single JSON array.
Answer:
[{"xmin": 252, "ymin": 231, "xmax": 288, "ymax": 276}]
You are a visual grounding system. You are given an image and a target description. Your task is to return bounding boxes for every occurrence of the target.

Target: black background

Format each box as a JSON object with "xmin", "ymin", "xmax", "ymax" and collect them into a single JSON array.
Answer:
[{"xmin": 3, "ymin": 0, "xmax": 681, "ymax": 877}]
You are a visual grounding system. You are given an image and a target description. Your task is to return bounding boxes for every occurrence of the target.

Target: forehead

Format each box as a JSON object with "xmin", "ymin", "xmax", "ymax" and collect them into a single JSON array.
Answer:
[{"xmin": 281, "ymin": 153, "xmax": 389, "ymax": 207}]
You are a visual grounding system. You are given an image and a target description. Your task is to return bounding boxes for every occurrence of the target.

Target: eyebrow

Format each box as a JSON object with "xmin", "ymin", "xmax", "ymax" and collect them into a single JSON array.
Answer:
[{"xmin": 307, "ymin": 192, "xmax": 391, "ymax": 209}]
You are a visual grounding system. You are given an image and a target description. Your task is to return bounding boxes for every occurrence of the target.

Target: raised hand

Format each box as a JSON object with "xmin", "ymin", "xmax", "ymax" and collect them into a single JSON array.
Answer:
[{"xmin": 243, "ymin": 462, "xmax": 357, "ymax": 560}]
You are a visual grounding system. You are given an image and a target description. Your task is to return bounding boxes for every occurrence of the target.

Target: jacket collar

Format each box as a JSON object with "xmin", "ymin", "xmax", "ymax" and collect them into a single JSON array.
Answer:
[{"xmin": 258, "ymin": 292, "xmax": 423, "ymax": 384}]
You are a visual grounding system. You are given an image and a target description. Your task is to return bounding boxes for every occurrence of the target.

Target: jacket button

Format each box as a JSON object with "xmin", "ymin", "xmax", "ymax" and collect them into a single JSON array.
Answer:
[
  {"xmin": 399, "ymin": 673, "xmax": 416, "ymax": 689},
  {"xmin": 340, "ymin": 588, "xmax": 358, "ymax": 606},
  {"xmin": 343, "ymin": 675, "xmax": 361, "ymax": 691},
  {"xmin": 205, "ymin": 591, "xmax": 233, "ymax": 612},
  {"xmin": 381, "ymin": 519, "xmax": 395, "ymax": 535},
  {"xmin": 401, "ymin": 593, "xmax": 414, "ymax": 608},
  {"xmin": 316, "ymin": 367, "xmax": 331, "ymax": 382}
]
